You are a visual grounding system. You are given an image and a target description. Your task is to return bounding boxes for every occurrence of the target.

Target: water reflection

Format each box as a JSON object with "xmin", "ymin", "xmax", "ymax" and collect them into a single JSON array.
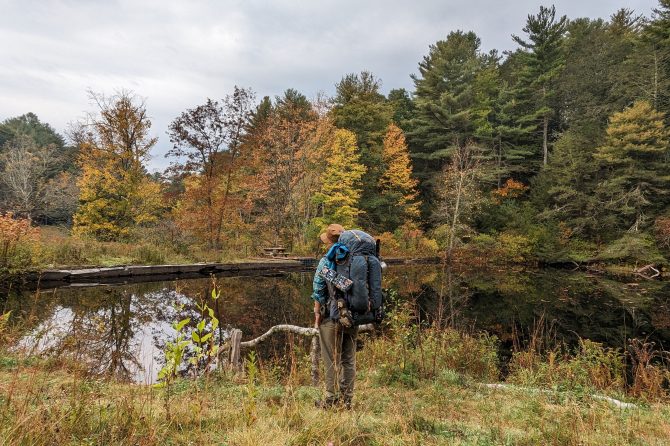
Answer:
[{"xmin": 2, "ymin": 267, "xmax": 668, "ymax": 383}]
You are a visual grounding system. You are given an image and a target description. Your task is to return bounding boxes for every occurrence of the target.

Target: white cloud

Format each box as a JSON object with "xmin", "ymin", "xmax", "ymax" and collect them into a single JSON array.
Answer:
[{"xmin": 0, "ymin": 0, "xmax": 659, "ymax": 171}]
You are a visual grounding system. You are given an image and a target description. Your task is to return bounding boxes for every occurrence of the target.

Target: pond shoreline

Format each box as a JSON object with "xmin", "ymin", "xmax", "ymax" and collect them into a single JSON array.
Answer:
[{"xmin": 21, "ymin": 256, "xmax": 443, "ymax": 287}]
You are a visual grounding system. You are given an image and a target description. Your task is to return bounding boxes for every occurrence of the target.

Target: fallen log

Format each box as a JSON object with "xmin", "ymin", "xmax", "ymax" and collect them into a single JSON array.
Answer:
[
  {"xmin": 227, "ymin": 323, "xmax": 375, "ymax": 384},
  {"xmin": 482, "ymin": 383, "xmax": 636, "ymax": 410},
  {"xmin": 634, "ymin": 264, "xmax": 660, "ymax": 279}
]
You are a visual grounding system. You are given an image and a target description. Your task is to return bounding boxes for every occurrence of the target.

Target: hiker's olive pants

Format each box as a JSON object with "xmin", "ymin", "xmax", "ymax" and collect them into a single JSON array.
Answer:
[{"xmin": 319, "ymin": 319, "xmax": 358, "ymax": 401}]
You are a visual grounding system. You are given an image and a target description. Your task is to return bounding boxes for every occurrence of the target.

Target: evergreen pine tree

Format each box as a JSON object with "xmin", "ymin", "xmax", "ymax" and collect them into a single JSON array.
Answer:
[
  {"xmin": 331, "ymin": 72, "xmax": 393, "ymax": 230},
  {"xmin": 645, "ymin": 0, "xmax": 670, "ymax": 115},
  {"xmin": 511, "ymin": 5, "xmax": 568, "ymax": 167},
  {"xmin": 594, "ymin": 100, "xmax": 670, "ymax": 233}
]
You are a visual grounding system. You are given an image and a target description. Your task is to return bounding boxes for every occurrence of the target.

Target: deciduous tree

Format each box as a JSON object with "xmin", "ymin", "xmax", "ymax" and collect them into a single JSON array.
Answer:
[
  {"xmin": 378, "ymin": 124, "xmax": 420, "ymax": 230},
  {"xmin": 0, "ymin": 135, "xmax": 59, "ymax": 218},
  {"xmin": 167, "ymin": 87, "xmax": 254, "ymax": 248},
  {"xmin": 331, "ymin": 72, "xmax": 393, "ymax": 230},
  {"xmin": 72, "ymin": 91, "xmax": 162, "ymax": 241},
  {"xmin": 312, "ymin": 129, "xmax": 366, "ymax": 229},
  {"xmin": 433, "ymin": 144, "xmax": 484, "ymax": 258}
]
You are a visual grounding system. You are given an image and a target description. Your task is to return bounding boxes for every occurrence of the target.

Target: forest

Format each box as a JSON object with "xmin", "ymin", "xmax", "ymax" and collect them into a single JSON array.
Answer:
[{"xmin": 1, "ymin": 2, "xmax": 670, "ymax": 271}]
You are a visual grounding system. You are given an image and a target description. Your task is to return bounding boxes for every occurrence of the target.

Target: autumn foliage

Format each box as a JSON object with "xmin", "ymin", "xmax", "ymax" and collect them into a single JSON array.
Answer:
[
  {"xmin": 379, "ymin": 124, "xmax": 420, "ymax": 229},
  {"xmin": 312, "ymin": 129, "xmax": 366, "ymax": 229},
  {"xmin": 492, "ymin": 179, "xmax": 528, "ymax": 202},
  {"xmin": 72, "ymin": 91, "xmax": 162, "ymax": 241},
  {"xmin": 0, "ymin": 212, "xmax": 40, "ymax": 269}
]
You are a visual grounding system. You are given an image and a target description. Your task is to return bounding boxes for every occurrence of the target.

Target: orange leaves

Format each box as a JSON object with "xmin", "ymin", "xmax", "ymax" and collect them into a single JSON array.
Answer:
[
  {"xmin": 492, "ymin": 179, "xmax": 528, "ymax": 202},
  {"xmin": 0, "ymin": 212, "xmax": 40, "ymax": 268},
  {"xmin": 654, "ymin": 217, "xmax": 670, "ymax": 249}
]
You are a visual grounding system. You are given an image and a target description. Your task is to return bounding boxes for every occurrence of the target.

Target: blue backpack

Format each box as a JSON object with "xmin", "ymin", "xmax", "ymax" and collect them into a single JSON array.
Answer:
[{"xmin": 333, "ymin": 230, "xmax": 384, "ymax": 326}]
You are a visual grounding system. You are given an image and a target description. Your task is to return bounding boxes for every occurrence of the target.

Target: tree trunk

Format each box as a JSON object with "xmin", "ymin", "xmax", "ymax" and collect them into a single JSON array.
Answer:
[
  {"xmin": 447, "ymin": 172, "xmax": 464, "ymax": 259},
  {"xmin": 543, "ymin": 115, "xmax": 549, "ymax": 166}
]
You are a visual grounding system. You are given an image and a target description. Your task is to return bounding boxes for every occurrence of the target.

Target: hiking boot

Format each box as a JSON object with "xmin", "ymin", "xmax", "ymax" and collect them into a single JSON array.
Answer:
[{"xmin": 314, "ymin": 397, "xmax": 339, "ymax": 409}]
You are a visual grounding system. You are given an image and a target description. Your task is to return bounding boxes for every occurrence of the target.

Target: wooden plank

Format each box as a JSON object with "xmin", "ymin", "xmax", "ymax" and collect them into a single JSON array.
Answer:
[
  {"xmin": 69, "ymin": 267, "xmax": 130, "ymax": 279},
  {"xmin": 38, "ymin": 270, "xmax": 72, "ymax": 281}
]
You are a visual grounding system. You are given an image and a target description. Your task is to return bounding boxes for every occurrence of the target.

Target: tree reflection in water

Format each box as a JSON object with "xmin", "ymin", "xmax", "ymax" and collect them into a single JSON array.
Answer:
[{"xmin": 2, "ymin": 267, "xmax": 669, "ymax": 383}]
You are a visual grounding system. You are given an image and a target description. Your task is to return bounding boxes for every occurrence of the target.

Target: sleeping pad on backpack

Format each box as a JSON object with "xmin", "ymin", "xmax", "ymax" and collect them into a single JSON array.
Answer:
[{"xmin": 335, "ymin": 230, "xmax": 383, "ymax": 325}]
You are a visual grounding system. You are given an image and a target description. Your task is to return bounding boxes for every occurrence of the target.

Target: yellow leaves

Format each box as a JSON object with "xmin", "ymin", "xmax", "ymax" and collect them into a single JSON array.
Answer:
[
  {"xmin": 318, "ymin": 129, "xmax": 366, "ymax": 228},
  {"xmin": 597, "ymin": 100, "xmax": 670, "ymax": 162},
  {"xmin": 73, "ymin": 93, "xmax": 162, "ymax": 241},
  {"xmin": 379, "ymin": 124, "xmax": 421, "ymax": 222},
  {"xmin": 380, "ymin": 124, "xmax": 418, "ymax": 193}
]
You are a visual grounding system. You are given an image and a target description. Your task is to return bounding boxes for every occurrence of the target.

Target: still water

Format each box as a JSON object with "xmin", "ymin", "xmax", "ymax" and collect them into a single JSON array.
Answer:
[{"xmin": 2, "ymin": 266, "xmax": 669, "ymax": 383}]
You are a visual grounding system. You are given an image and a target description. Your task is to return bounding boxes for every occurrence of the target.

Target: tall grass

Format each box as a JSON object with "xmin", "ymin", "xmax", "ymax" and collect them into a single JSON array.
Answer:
[
  {"xmin": 1, "ymin": 298, "xmax": 670, "ymax": 445},
  {"xmin": 0, "ymin": 213, "xmax": 41, "ymax": 272}
]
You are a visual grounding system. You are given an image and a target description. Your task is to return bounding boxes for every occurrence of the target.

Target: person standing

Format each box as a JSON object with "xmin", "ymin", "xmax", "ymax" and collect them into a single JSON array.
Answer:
[{"xmin": 311, "ymin": 223, "xmax": 358, "ymax": 409}]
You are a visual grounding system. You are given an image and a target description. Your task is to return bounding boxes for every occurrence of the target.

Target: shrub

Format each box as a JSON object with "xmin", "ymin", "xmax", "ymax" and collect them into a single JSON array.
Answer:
[
  {"xmin": 496, "ymin": 232, "xmax": 536, "ymax": 264},
  {"xmin": 132, "ymin": 244, "xmax": 167, "ymax": 265},
  {"xmin": 508, "ymin": 339, "xmax": 625, "ymax": 395},
  {"xmin": 460, "ymin": 231, "xmax": 537, "ymax": 264},
  {"xmin": 597, "ymin": 233, "xmax": 667, "ymax": 265},
  {"xmin": 375, "ymin": 232, "xmax": 401, "ymax": 256},
  {"xmin": 0, "ymin": 213, "xmax": 40, "ymax": 270},
  {"xmin": 362, "ymin": 298, "xmax": 499, "ymax": 387},
  {"xmin": 628, "ymin": 339, "xmax": 670, "ymax": 401},
  {"xmin": 459, "ymin": 233, "xmax": 497, "ymax": 262}
]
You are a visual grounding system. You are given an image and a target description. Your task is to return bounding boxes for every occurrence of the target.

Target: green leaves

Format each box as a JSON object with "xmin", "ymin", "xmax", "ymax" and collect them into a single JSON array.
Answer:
[
  {"xmin": 200, "ymin": 333, "xmax": 212, "ymax": 343},
  {"xmin": 157, "ymin": 285, "xmax": 223, "ymax": 387},
  {"xmin": 174, "ymin": 318, "xmax": 190, "ymax": 332}
]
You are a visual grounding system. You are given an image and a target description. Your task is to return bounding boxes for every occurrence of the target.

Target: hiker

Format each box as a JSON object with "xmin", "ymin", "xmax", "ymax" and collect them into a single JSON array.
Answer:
[{"xmin": 311, "ymin": 223, "xmax": 358, "ymax": 409}]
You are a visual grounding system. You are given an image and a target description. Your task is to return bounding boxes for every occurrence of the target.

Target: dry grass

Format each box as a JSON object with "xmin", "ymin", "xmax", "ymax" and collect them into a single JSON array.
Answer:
[
  {"xmin": 1, "ymin": 329, "xmax": 670, "ymax": 446},
  {"xmin": 1, "ymin": 296, "xmax": 668, "ymax": 445},
  {"xmin": 34, "ymin": 226, "xmax": 249, "ymax": 269}
]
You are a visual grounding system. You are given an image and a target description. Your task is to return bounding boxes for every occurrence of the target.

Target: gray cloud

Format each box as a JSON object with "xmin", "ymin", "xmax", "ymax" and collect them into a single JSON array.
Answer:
[{"xmin": 0, "ymin": 0, "xmax": 659, "ymax": 171}]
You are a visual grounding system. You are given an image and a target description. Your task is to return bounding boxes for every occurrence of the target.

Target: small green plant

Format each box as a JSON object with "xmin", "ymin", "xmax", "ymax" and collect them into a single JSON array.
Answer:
[
  {"xmin": 154, "ymin": 316, "xmax": 190, "ymax": 419},
  {"xmin": 188, "ymin": 286, "xmax": 221, "ymax": 376},
  {"xmin": 244, "ymin": 350, "xmax": 259, "ymax": 425},
  {"xmin": 156, "ymin": 317, "xmax": 191, "ymax": 387},
  {"xmin": 157, "ymin": 286, "xmax": 222, "ymax": 382}
]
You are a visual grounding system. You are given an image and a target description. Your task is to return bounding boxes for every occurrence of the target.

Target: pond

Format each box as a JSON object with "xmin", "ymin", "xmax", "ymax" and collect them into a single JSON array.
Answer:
[{"xmin": 1, "ymin": 266, "xmax": 669, "ymax": 383}]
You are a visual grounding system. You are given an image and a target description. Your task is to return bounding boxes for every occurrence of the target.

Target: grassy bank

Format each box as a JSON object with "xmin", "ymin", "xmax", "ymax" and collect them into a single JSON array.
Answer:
[
  {"xmin": 2, "ymin": 225, "xmax": 442, "ymax": 276},
  {"xmin": 2, "ymin": 214, "xmax": 667, "ymax": 278},
  {"xmin": 1, "ymin": 303, "xmax": 669, "ymax": 445},
  {"xmin": 2, "ymin": 358, "xmax": 668, "ymax": 445}
]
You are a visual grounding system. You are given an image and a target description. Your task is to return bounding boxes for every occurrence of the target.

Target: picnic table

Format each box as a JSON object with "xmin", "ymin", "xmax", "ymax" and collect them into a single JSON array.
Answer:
[{"xmin": 262, "ymin": 247, "xmax": 289, "ymax": 258}]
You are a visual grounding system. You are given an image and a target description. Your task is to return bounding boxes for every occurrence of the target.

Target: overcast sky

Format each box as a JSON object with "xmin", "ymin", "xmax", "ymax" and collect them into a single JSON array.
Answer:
[{"xmin": 0, "ymin": 0, "xmax": 660, "ymax": 171}]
